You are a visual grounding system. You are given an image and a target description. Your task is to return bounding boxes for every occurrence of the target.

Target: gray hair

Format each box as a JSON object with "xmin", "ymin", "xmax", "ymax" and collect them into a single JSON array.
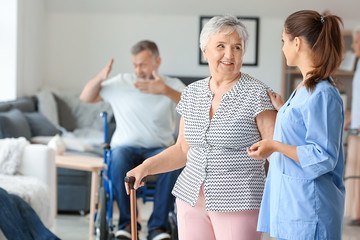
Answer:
[
  {"xmin": 353, "ymin": 26, "xmax": 360, "ymax": 37},
  {"xmin": 200, "ymin": 15, "xmax": 249, "ymax": 54},
  {"xmin": 131, "ymin": 40, "xmax": 159, "ymax": 58}
]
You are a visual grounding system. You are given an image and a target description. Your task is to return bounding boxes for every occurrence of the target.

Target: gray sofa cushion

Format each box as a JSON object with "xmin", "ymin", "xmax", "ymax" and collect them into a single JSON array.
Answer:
[
  {"xmin": 23, "ymin": 112, "xmax": 60, "ymax": 137},
  {"xmin": 53, "ymin": 94, "xmax": 77, "ymax": 131},
  {"xmin": 0, "ymin": 97, "xmax": 36, "ymax": 113},
  {"xmin": 0, "ymin": 102, "xmax": 11, "ymax": 112},
  {"xmin": 53, "ymin": 92, "xmax": 113, "ymax": 132},
  {"xmin": 10, "ymin": 97, "xmax": 37, "ymax": 112},
  {"xmin": 36, "ymin": 89, "xmax": 59, "ymax": 126},
  {"xmin": 0, "ymin": 109, "xmax": 32, "ymax": 140}
]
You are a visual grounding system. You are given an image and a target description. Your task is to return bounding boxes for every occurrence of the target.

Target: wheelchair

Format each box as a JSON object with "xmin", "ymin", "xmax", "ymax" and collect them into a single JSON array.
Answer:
[
  {"xmin": 94, "ymin": 112, "xmax": 178, "ymax": 240},
  {"xmin": 94, "ymin": 112, "xmax": 115, "ymax": 240}
]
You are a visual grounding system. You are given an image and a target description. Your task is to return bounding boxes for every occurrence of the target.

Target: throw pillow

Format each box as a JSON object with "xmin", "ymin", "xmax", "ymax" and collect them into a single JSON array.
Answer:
[
  {"xmin": 54, "ymin": 92, "xmax": 113, "ymax": 131},
  {"xmin": 36, "ymin": 89, "xmax": 59, "ymax": 126},
  {"xmin": 0, "ymin": 109, "xmax": 32, "ymax": 140},
  {"xmin": 23, "ymin": 112, "xmax": 61, "ymax": 137},
  {"xmin": 53, "ymin": 93, "xmax": 77, "ymax": 131}
]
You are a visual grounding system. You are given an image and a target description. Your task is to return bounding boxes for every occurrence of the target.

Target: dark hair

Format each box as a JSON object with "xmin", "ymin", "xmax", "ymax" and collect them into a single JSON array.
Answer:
[
  {"xmin": 131, "ymin": 40, "xmax": 159, "ymax": 58},
  {"xmin": 284, "ymin": 10, "xmax": 344, "ymax": 91}
]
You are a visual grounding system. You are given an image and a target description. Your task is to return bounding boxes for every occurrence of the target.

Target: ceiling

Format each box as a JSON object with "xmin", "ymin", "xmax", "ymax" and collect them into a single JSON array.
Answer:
[{"xmin": 46, "ymin": 0, "xmax": 360, "ymax": 20}]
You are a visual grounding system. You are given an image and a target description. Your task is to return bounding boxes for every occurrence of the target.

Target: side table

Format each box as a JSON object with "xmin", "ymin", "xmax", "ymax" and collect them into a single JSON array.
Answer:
[{"xmin": 56, "ymin": 153, "xmax": 103, "ymax": 236}]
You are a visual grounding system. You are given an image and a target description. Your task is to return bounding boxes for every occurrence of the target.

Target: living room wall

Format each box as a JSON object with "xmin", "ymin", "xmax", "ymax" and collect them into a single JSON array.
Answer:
[
  {"xmin": 15, "ymin": 1, "xmax": 360, "ymax": 98},
  {"xmin": 16, "ymin": 0, "xmax": 45, "ymax": 98},
  {"xmin": 43, "ymin": 12, "xmax": 283, "ymax": 93}
]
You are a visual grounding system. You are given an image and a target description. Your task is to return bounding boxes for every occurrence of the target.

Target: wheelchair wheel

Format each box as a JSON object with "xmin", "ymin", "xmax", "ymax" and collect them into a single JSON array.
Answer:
[
  {"xmin": 98, "ymin": 187, "xmax": 108, "ymax": 240},
  {"xmin": 168, "ymin": 211, "xmax": 178, "ymax": 240}
]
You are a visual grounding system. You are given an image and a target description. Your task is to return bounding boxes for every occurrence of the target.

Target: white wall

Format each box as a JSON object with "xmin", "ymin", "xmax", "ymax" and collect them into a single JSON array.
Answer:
[
  {"xmin": 44, "ymin": 12, "xmax": 284, "ymax": 94},
  {"xmin": 16, "ymin": 0, "xmax": 45, "ymax": 97},
  {"xmin": 11, "ymin": 1, "xmax": 357, "ymax": 97},
  {"xmin": 0, "ymin": 0, "xmax": 17, "ymax": 101}
]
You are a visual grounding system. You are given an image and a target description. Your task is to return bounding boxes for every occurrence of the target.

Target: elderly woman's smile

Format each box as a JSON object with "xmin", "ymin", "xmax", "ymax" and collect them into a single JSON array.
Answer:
[{"xmin": 203, "ymin": 29, "xmax": 244, "ymax": 79}]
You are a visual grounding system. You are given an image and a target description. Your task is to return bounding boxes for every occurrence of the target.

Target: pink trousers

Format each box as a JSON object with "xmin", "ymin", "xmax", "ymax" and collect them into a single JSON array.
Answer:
[{"xmin": 176, "ymin": 185, "xmax": 262, "ymax": 240}]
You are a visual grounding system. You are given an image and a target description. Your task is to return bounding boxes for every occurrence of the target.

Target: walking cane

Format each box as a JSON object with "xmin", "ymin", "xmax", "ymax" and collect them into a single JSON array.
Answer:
[{"xmin": 124, "ymin": 176, "xmax": 137, "ymax": 240}]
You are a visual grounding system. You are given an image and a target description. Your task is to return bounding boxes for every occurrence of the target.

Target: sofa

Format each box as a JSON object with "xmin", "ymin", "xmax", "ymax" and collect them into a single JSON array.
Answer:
[
  {"xmin": 0, "ymin": 97, "xmax": 57, "ymax": 228},
  {"xmin": 0, "ymin": 92, "xmax": 114, "ymax": 215}
]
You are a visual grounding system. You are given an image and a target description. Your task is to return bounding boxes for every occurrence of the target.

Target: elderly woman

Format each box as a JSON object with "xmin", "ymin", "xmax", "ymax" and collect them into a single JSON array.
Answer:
[{"xmin": 126, "ymin": 15, "xmax": 276, "ymax": 240}]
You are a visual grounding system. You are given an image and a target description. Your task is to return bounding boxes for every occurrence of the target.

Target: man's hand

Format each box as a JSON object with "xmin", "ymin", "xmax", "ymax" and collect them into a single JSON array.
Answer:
[
  {"xmin": 80, "ymin": 58, "xmax": 113, "ymax": 103},
  {"xmin": 134, "ymin": 70, "xmax": 167, "ymax": 95},
  {"xmin": 97, "ymin": 58, "xmax": 114, "ymax": 82},
  {"xmin": 267, "ymin": 90, "xmax": 284, "ymax": 111}
]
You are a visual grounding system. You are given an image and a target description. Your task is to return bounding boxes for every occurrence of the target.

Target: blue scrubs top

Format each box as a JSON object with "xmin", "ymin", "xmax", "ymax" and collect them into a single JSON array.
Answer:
[{"xmin": 257, "ymin": 80, "xmax": 345, "ymax": 240}]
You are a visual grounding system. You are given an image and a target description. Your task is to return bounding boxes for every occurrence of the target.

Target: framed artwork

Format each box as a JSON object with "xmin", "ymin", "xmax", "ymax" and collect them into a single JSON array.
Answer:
[{"xmin": 199, "ymin": 16, "xmax": 259, "ymax": 66}]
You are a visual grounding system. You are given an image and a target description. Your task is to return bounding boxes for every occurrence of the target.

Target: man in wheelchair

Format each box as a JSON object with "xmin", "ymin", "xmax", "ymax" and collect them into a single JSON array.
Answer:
[{"xmin": 80, "ymin": 40, "xmax": 185, "ymax": 240}]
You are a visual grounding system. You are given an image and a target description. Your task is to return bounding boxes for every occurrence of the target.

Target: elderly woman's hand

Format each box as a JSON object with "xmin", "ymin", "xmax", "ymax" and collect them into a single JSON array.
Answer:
[
  {"xmin": 267, "ymin": 90, "xmax": 284, "ymax": 111},
  {"xmin": 247, "ymin": 139, "xmax": 275, "ymax": 160},
  {"xmin": 124, "ymin": 163, "xmax": 149, "ymax": 195}
]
